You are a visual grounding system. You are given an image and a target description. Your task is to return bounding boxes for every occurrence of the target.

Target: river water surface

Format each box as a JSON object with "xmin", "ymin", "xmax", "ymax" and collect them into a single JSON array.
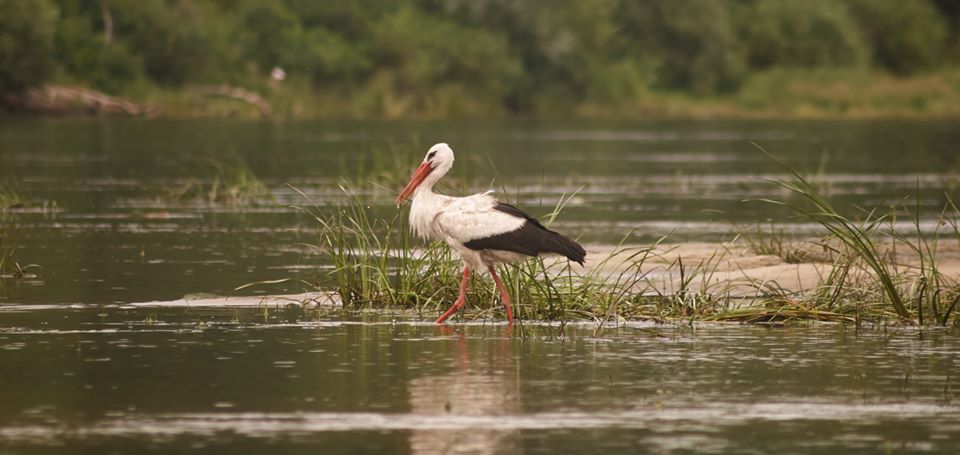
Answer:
[{"xmin": 1, "ymin": 118, "xmax": 959, "ymax": 453}]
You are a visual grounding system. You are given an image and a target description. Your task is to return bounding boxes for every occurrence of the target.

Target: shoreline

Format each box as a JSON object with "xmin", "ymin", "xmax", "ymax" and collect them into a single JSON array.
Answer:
[{"xmin": 5, "ymin": 72, "xmax": 960, "ymax": 120}]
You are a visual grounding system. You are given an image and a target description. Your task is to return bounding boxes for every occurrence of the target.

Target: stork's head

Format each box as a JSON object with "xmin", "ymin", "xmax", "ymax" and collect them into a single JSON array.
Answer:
[{"xmin": 395, "ymin": 143, "xmax": 455, "ymax": 206}]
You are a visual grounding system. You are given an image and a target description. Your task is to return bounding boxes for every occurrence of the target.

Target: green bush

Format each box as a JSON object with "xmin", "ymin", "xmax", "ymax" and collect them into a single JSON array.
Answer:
[
  {"xmin": 619, "ymin": 0, "xmax": 747, "ymax": 94},
  {"xmin": 738, "ymin": 0, "xmax": 868, "ymax": 69},
  {"xmin": 5, "ymin": 0, "xmax": 960, "ymax": 113},
  {"xmin": 849, "ymin": 0, "xmax": 949, "ymax": 75},
  {"xmin": 54, "ymin": 13, "xmax": 142, "ymax": 94},
  {"xmin": 109, "ymin": 0, "xmax": 212, "ymax": 86},
  {"xmin": 0, "ymin": 0, "xmax": 57, "ymax": 91},
  {"xmin": 302, "ymin": 27, "xmax": 371, "ymax": 80},
  {"xmin": 370, "ymin": 6, "xmax": 522, "ymax": 103}
]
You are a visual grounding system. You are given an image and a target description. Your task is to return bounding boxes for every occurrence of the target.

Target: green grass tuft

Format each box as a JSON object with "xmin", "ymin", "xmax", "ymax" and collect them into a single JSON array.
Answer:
[
  {"xmin": 0, "ymin": 185, "xmax": 27, "ymax": 210},
  {"xmin": 0, "ymin": 183, "xmax": 57, "ymax": 212},
  {"xmin": 168, "ymin": 159, "xmax": 271, "ymax": 206},
  {"xmin": 754, "ymin": 143, "xmax": 960, "ymax": 326},
  {"xmin": 286, "ymin": 149, "xmax": 960, "ymax": 328},
  {"xmin": 0, "ymin": 214, "xmax": 40, "ymax": 280},
  {"xmin": 293, "ymin": 183, "xmax": 664, "ymax": 323}
]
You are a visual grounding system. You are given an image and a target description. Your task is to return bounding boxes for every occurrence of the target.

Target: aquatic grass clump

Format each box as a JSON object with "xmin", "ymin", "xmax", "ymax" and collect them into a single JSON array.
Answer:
[
  {"xmin": 340, "ymin": 141, "xmax": 425, "ymax": 189},
  {"xmin": 297, "ymin": 187, "xmax": 859, "ymax": 325},
  {"xmin": 0, "ymin": 183, "xmax": 58, "ymax": 212},
  {"xmin": 0, "ymin": 214, "xmax": 40, "ymax": 280},
  {"xmin": 294, "ymin": 183, "xmax": 896, "ymax": 325},
  {"xmin": 0, "ymin": 188, "xmax": 20, "ymax": 277},
  {"xmin": 0, "ymin": 184, "xmax": 46, "ymax": 282},
  {"xmin": 497, "ymin": 230, "xmax": 662, "ymax": 327},
  {"xmin": 294, "ymin": 184, "xmax": 463, "ymax": 310},
  {"xmin": 292, "ymin": 153, "xmax": 960, "ymax": 327},
  {"xmin": 169, "ymin": 159, "xmax": 271, "ymax": 206},
  {"xmin": 0, "ymin": 185, "xmax": 27, "ymax": 210},
  {"xmin": 0, "ymin": 217, "xmax": 12, "ymax": 275},
  {"xmin": 888, "ymin": 196, "xmax": 960, "ymax": 326},
  {"xmin": 742, "ymin": 221, "xmax": 826, "ymax": 264},
  {"xmin": 295, "ymin": 184, "xmax": 665, "ymax": 322},
  {"xmin": 755, "ymin": 144, "xmax": 960, "ymax": 326},
  {"xmin": 487, "ymin": 191, "xmax": 656, "ymax": 323}
]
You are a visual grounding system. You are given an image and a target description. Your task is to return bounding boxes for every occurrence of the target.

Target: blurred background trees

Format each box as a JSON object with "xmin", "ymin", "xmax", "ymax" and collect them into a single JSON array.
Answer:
[
  {"xmin": 0, "ymin": 0, "xmax": 58, "ymax": 91},
  {"xmin": 1, "ymin": 0, "xmax": 959, "ymax": 116}
]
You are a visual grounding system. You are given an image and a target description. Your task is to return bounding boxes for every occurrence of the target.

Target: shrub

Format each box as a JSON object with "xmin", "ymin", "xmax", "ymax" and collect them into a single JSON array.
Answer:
[{"xmin": 0, "ymin": 0, "xmax": 57, "ymax": 91}]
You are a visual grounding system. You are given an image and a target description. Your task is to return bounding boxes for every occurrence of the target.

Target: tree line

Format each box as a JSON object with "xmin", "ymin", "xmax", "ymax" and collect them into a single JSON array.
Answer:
[{"xmin": 1, "ymin": 0, "xmax": 959, "ymax": 115}]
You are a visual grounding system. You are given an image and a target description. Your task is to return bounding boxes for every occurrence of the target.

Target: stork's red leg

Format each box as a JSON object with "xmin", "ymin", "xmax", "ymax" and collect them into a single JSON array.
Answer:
[
  {"xmin": 436, "ymin": 266, "xmax": 471, "ymax": 324},
  {"xmin": 487, "ymin": 265, "xmax": 515, "ymax": 323}
]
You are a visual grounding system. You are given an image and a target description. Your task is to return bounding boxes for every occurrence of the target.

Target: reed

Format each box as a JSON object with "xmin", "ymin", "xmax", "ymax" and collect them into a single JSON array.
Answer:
[
  {"xmin": 294, "ymin": 184, "xmax": 460, "ymax": 311},
  {"xmin": 0, "ymin": 185, "xmax": 27, "ymax": 210},
  {"xmin": 294, "ymin": 182, "xmax": 667, "ymax": 322},
  {"xmin": 0, "ymin": 183, "xmax": 57, "ymax": 212},
  {"xmin": 0, "ymin": 214, "xmax": 39, "ymax": 280},
  {"xmin": 299, "ymin": 186, "xmax": 865, "ymax": 325},
  {"xmin": 743, "ymin": 221, "xmax": 817, "ymax": 264},
  {"xmin": 0, "ymin": 216, "xmax": 11, "ymax": 275},
  {"xmin": 169, "ymin": 159, "xmax": 271, "ymax": 206},
  {"xmin": 0, "ymin": 184, "xmax": 47, "ymax": 281},
  {"xmin": 754, "ymin": 144, "xmax": 909, "ymax": 318},
  {"xmin": 888, "ymin": 193, "xmax": 960, "ymax": 326},
  {"xmin": 294, "ymin": 183, "xmax": 839, "ymax": 325},
  {"xmin": 288, "ymin": 148, "xmax": 960, "ymax": 327},
  {"xmin": 754, "ymin": 144, "xmax": 960, "ymax": 326}
]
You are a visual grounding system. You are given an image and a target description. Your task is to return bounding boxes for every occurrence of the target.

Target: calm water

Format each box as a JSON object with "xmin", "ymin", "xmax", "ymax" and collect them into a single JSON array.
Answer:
[
  {"xmin": 2, "ymin": 118, "xmax": 958, "ymax": 305},
  {"xmin": 2, "ymin": 118, "xmax": 960, "ymax": 452},
  {"xmin": 0, "ymin": 309, "xmax": 958, "ymax": 454}
]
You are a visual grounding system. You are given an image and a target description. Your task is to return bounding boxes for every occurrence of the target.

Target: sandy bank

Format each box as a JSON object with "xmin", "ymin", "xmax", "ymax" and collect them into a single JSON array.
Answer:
[{"xmin": 581, "ymin": 240, "xmax": 960, "ymax": 298}]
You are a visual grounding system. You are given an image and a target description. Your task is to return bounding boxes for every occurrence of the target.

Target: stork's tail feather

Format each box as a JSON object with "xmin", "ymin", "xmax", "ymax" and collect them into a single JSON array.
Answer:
[
  {"xmin": 461, "ymin": 203, "xmax": 587, "ymax": 264},
  {"xmin": 544, "ymin": 231, "xmax": 586, "ymax": 265}
]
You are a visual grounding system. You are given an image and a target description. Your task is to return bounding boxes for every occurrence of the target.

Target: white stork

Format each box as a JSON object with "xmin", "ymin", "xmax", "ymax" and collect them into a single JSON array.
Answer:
[{"xmin": 395, "ymin": 143, "xmax": 586, "ymax": 324}]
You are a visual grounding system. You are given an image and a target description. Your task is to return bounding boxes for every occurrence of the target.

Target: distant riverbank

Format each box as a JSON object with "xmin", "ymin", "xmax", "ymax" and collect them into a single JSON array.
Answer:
[{"xmin": 4, "ymin": 69, "xmax": 960, "ymax": 120}]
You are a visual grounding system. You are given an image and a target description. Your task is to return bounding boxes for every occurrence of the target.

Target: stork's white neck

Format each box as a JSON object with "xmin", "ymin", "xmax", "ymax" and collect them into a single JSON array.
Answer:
[
  {"xmin": 409, "ymin": 185, "xmax": 445, "ymax": 240},
  {"xmin": 413, "ymin": 180, "xmax": 436, "ymax": 199},
  {"xmin": 407, "ymin": 151, "xmax": 454, "ymax": 240}
]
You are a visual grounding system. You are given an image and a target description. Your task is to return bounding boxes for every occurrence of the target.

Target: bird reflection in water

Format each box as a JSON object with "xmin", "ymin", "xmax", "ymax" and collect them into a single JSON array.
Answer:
[{"xmin": 407, "ymin": 324, "xmax": 518, "ymax": 454}]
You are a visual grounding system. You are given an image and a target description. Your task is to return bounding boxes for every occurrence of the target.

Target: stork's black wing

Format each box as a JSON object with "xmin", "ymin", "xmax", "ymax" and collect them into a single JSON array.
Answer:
[{"xmin": 463, "ymin": 203, "xmax": 586, "ymax": 265}]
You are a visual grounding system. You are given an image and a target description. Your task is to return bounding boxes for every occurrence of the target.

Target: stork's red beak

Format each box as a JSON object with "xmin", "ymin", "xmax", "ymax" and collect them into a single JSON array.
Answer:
[{"xmin": 395, "ymin": 162, "xmax": 433, "ymax": 206}]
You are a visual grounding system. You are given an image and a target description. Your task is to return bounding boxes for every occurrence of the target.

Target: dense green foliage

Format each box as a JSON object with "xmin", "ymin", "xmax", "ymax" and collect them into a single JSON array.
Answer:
[
  {"xmin": 1, "ymin": 0, "xmax": 959, "ymax": 115},
  {"xmin": 0, "ymin": 0, "xmax": 57, "ymax": 91}
]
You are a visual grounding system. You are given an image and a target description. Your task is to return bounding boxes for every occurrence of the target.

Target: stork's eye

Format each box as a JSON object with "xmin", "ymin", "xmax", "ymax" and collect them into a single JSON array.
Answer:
[{"xmin": 427, "ymin": 151, "xmax": 437, "ymax": 160}]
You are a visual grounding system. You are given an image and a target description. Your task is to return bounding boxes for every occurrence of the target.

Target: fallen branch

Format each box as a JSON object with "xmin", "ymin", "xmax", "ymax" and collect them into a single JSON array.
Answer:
[
  {"xmin": 1, "ymin": 85, "xmax": 142, "ymax": 115},
  {"xmin": 193, "ymin": 84, "xmax": 271, "ymax": 117}
]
